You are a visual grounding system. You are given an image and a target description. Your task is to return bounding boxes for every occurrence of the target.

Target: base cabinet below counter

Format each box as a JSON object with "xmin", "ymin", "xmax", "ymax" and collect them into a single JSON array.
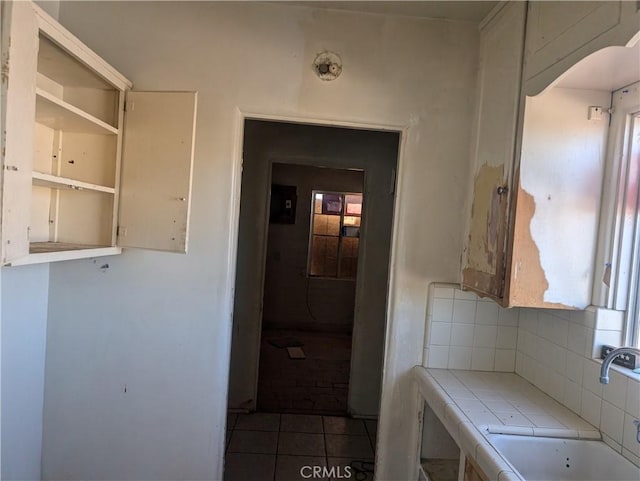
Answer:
[{"xmin": 463, "ymin": 456, "xmax": 488, "ymax": 481}]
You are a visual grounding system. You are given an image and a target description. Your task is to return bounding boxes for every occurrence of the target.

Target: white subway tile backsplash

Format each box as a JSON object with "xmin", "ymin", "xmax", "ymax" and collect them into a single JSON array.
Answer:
[
  {"xmin": 430, "ymin": 322, "xmax": 452, "ymax": 346},
  {"xmin": 622, "ymin": 413, "xmax": 640, "ymax": 457},
  {"xmin": 475, "ymin": 302, "xmax": 499, "ymax": 326},
  {"xmin": 451, "ymin": 323, "xmax": 474, "ymax": 347},
  {"xmin": 471, "ymin": 347, "xmax": 495, "ymax": 371},
  {"xmin": 622, "ymin": 448, "xmax": 640, "ymax": 469},
  {"xmin": 498, "ymin": 307, "xmax": 519, "ymax": 326},
  {"xmin": 601, "ymin": 401, "xmax": 625, "ymax": 444},
  {"xmin": 425, "ymin": 285, "xmax": 640, "ymax": 468},
  {"xmin": 602, "ymin": 432, "xmax": 623, "ymax": 454},
  {"xmin": 563, "ymin": 380, "xmax": 582, "ymax": 414},
  {"xmin": 494, "ymin": 349, "xmax": 516, "ymax": 372},
  {"xmin": 593, "ymin": 329, "xmax": 623, "ymax": 354},
  {"xmin": 452, "ymin": 299, "xmax": 476, "ymax": 324},
  {"xmin": 595, "ymin": 308, "xmax": 624, "ymax": 331},
  {"xmin": 519, "ymin": 309, "xmax": 539, "ymax": 333},
  {"xmin": 626, "ymin": 379, "xmax": 640, "ymax": 413},
  {"xmin": 538, "ymin": 313, "xmax": 555, "ymax": 342},
  {"xmin": 552, "ymin": 317, "xmax": 569, "ymax": 348},
  {"xmin": 581, "ymin": 388, "xmax": 602, "ymax": 426},
  {"xmin": 565, "ymin": 351, "xmax": 583, "ymax": 384},
  {"xmin": 496, "ymin": 326, "xmax": 518, "ymax": 349},
  {"xmin": 585, "ymin": 328, "xmax": 596, "ymax": 358},
  {"xmin": 582, "ymin": 359, "xmax": 604, "ymax": 396},
  {"xmin": 567, "ymin": 322, "xmax": 588, "ymax": 355},
  {"xmin": 550, "ymin": 343, "xmax": 567, "ymax": 376},
  {"xmin": 603, "ymin": 370, "xmax": 629, "ymax": 410},
  {"xmin": 433, "ymin": 286, "xmax": 455, "ymax": 299},
  {"xmin": 473, "ymin": 325, "xmax": 497, "ymax": 348},
  {"xmin": 427, "ymin": 346, "xmax": 450, "ymax": 369},
  {"xmin": 448, "ymin": 347, "xmax": 472, "ymax": 370},
  {"xmin": 426, "ymin": 284, "xmax": 519, "ymax": 372},
  {"xmin": 547, "ymin": 371, "xmax": 565, "ymax": 403},
  {"xmin": 432, "ymin": 298, "xmax": 454, "ymax": 322}
]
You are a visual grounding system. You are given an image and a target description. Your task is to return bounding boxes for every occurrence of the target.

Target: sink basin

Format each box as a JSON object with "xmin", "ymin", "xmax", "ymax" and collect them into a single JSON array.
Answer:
[{"xmin": 486, "ymin": 434, "xmax": 640, "ymax": 481}]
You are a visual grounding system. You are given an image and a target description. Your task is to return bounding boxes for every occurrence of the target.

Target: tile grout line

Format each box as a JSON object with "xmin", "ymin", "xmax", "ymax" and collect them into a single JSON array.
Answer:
[
  {"xmin": 273, "ymin": 414, "xmax": 281, "ymax": 481},
  {"xmin": 322, "ymin": 416, "xmax": 329, "ymax": 475}
]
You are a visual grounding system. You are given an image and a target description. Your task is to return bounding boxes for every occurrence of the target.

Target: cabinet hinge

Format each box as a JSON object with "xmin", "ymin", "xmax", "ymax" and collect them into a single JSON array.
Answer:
[
  {"xmin": 124, "ymin": 101, "xmax": 134, "ymax": 112},
  {"xmin": 117, "ymin": 226, "xmax": 128, "ymax": 237}
]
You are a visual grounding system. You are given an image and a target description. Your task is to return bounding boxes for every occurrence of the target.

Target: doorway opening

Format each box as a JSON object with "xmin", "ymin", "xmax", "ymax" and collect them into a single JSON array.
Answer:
[
  {"xmin": 258, "ymin": 165, "xmax": 364, "ymax": 414},
  {"xmin": 225, "ymin": 118, "xmax": 399, "ymax": 481},
  {"xmin": 228, "ymin": 119, "xmax": 400, "ymax": 419}
]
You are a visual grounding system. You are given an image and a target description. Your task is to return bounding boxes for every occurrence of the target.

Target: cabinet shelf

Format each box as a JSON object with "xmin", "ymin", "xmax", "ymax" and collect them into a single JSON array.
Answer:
[
  {"xmin": 32, "ymin": 171, "xmax": 115, "ymax": 194},
  {"xmin": 35, "ymin": 88, "xmax": 118, "ymax": 135},
  {"xmin": 7, "ymin": 242, "xmax": 122, "ymax": 266}
]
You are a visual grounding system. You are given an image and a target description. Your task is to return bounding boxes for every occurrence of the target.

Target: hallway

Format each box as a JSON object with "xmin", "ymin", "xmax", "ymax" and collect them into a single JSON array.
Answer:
[
  {"xmin": 258, "ymin": 329, "xmax": 352, "ymax": 415},
  {"xmin": 225, "ymin": 413, "xmax": 376, "ymax": 481}
]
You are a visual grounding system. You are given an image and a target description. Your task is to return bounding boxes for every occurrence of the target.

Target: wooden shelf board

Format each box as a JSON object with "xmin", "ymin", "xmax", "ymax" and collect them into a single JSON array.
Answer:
[
  {"xmin": 35, "ymin": 88, "xmax": 118, "ymax": 135},
  {"xmin": 32, "ymin": 171, "xmax": 115, "ymax": 194},
  {"xmin": 9, "ymin": 243, "xmax": 122, "ymax": 266}
]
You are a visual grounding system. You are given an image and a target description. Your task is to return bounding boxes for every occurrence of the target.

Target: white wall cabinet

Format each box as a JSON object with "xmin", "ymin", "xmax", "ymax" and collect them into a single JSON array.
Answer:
[
  {"xmin": 524, "ymin": 1, "xmax": 640, "ymax": 96},
  {"xmin": 1, "ymin": 2, "xmax": 197, "ymax": 266},
  {"xmin": 462, "ymin": 1, "xmax": 527, "ymax": 300},
  {"xmin": 463, "ymin": 0, "xmax": 640, "ymax": 308}
]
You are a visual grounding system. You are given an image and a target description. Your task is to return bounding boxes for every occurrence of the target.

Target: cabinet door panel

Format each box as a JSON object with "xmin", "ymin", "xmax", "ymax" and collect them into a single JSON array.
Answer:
[
  {"xmin": 524, "ymin": 1, "xmax": 640, "ymax": 96},
  {"xmin": 462, "ymin": 2, "xmax": 526, "ymax": 300},
  {"xmin": 118, "ymin": 91, "xmax": 197, "ymax": 252},
  {"xmin": 1, "ymin": 2, "xmax": 39, "ymax": 264}
]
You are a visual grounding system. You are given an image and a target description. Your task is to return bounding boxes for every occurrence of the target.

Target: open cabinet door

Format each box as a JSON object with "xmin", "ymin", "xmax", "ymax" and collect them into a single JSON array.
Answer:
[
  {"xmin": 1, "ymin": 2, "xmax": 39, "ymax": 264},
  {"xmin": 117, "ymin": 91, "xmax": 197, "ymax": 252}
]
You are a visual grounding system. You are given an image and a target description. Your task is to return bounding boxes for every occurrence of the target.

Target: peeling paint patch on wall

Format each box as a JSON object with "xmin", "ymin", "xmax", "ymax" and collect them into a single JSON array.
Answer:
[{"xmin": 466, "ymin": 164, "xmax": 504, "ymax": 275}]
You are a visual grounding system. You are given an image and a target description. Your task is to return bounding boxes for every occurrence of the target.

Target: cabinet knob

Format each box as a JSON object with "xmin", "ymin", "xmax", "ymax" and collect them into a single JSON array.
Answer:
[
  {"xmin": 178, "ymin": 197, "xmax": 186, "ymax": 201},
  {"xmin": 497, "ymin": 186, "xmax": 508, "ymax": 195}
]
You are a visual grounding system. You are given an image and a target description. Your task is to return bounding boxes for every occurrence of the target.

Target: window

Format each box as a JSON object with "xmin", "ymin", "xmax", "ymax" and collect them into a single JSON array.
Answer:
[
  {"xmin": 308, "ymin": 191, "xmax": 362, "ymax": 279},
  {"xmin": 595, "ymin": 81, "xmax": 640, "ymax": 347}
]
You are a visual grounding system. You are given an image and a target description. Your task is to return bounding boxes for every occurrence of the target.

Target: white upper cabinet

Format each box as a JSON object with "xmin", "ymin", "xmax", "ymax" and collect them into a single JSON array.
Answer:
[
  {"xmin": 463, "ymin": 1, "xmax": 640, "ymax": 308},
  {"xmin": 118, "ymin": 91, "xmax": 197, "ymax": 253},
  {"xmin": 462, "ymin": 1, "xmax": 527, "ymax": 300},
  {"xmin": 1, "ymin": 2, "xmax": 197, "ymax": 265},
  {"xmin": 524, "ymin": 1, "xmax": 640, "ymax": 95}
]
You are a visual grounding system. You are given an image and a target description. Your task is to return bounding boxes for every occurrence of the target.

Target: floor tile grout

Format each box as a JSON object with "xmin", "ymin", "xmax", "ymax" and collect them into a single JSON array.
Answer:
[{"xmin": 225, "ymin": 413, "xmax": 377, "ymax": 481}]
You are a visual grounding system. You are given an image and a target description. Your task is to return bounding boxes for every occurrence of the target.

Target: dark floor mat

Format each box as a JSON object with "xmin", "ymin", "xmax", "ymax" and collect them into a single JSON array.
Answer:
[{"xmin": 268, "ymin": 337, "xmax": 304, "ymax": 348}]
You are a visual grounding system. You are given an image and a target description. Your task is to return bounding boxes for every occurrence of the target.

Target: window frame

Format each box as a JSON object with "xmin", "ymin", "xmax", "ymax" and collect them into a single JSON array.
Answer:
[
  {"xmin": 306, "ymin": 190, "xmax": 363, "ymax": 280},
  {"xmin": 593, "ymin": 81, "xmax": 640, "ymax": 347}
]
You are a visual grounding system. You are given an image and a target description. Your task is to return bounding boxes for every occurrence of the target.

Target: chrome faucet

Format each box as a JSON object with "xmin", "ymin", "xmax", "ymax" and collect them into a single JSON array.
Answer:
[{"xmin": 599, "ymin": 346, "xmax": 640, "ymax": 384}]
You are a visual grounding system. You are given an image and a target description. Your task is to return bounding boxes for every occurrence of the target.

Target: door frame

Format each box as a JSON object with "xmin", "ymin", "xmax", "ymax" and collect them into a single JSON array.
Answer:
[{"xmin": 227, "ymin": 108, "xmax": 406, "ymax": 413}]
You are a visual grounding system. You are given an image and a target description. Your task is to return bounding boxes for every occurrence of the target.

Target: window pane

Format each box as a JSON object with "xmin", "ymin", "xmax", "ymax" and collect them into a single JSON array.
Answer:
[
  {"xmin": 314, "ymin": 193, "xmax": 323, "ymax": 214},
  {"xmin": 322, "ymin": 193, "xmax": 343, "ymax": 215},
  {"xmin": 345, "ymin": 194, "xmax": 362, "ymax": 216},
  {"xmin": 340, "ymin": 237, "xmax": 359, "ymax": 278},
  {"xmin": 310, "ymin": 235, "xmax": 338, "ymax": 277},
  {"xmin": 343, "ymin": 216, "xmax": 361, "ymax": 227},
  {"xmin": 313, "ymin": 214, "xmax": 340, "ymax": 236}
]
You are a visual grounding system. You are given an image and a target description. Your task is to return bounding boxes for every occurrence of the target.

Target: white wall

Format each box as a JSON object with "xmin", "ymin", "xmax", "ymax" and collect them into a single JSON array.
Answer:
[
  {"xmin": 45, "ymin": 3, "xmax": 479, "ymax": 480},
  {"xmin": 1, "ymin": 264, "xmax": 50, "ymax": 481}
]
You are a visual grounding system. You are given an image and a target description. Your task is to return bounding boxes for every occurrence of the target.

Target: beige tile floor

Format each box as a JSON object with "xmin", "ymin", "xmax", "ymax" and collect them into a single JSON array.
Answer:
[{"xmin": 225, "ymin": 413, "xmax": 377, "ymax": 481}]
